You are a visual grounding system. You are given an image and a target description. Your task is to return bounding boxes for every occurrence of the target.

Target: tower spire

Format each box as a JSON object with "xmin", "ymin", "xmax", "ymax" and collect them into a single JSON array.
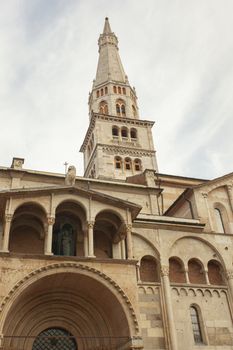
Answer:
[{"xmin": 103, "ymin": 17, "xmax": 112, "ymax": 34}]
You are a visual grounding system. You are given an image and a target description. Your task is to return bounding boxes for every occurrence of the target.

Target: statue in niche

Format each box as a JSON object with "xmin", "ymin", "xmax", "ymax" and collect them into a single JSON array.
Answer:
[{"xmin": 55, "ymin": 223, "xmax": 76, "ymax": 256}]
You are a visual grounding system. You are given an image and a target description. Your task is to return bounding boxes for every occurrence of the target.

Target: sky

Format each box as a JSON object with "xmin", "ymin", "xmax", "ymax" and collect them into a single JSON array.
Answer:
[{"xmin": 0, "ymin": 0, "xmax": 232, "ymax": 180}]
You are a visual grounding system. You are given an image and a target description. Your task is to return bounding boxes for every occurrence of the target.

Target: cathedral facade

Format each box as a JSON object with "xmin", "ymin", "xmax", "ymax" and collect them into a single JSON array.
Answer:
[{"xmin": 0, "ymin": 18, "xmax": 233, "ymax": 350}]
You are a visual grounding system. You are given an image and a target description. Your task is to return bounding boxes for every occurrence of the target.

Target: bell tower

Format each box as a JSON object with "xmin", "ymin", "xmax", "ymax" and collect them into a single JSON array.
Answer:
[{"xmin": 80, "ymin": 18, "xmax": 158, "ymax": 180}]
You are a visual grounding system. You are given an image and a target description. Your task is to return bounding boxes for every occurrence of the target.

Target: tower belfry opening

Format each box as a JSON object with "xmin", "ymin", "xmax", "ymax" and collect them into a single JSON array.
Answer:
[{"xmin": 80, "ymin": 17, "xmax": 158, "ymax": 180}]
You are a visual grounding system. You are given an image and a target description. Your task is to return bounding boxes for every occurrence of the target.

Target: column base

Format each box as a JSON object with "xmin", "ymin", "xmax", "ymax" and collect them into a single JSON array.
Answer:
[
  {"xmin": 87, "ymin": 255, "xmax": 96, "ymax": 258},
  {"xmin": 0, "ymin": 249, "xmax": 9, "ymax": 253},
  {"xmin": 45, "ymin": 252, "xmax": 54, "ymax": 256}
]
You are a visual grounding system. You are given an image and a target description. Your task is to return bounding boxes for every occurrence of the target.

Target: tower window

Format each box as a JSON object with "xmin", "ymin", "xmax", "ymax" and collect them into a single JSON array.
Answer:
[
  {"xmin": 116, "ymin": 99, "xmax": 126, "ymax": 117},
  {"xmin": 115, "ymin": 156, "xmax": 122, "ymax": 169},
  {"xmin": 118, "ymin": 86, "xmax": 122, "ymax": 94},
  {"xmin": 116, "ymin": 104, "xmax": 121, "ymax": 116},
  {"xmin": 99, "ymin": 101, "xmax": 108, "ymax": 115},
  {"xmin": 125, "ymin": 158, "xmax": 132, "ymax": 170},
  {"xmin": 101, "ymin": 88, "xmax": 104, "ymax": 96},
  {"xmin": 134, "ymin": 159, "xmax": 142, "ymax": 171},
  {"xmin": 123, "ymin": 87, "xmax": 126, "ymax": 95},
  {"xmin": 112, "ymin": 126, "xmax": 119, "ymax": 137},
  {"xmin": 113, "ymin": 86, "xmax": 117, "ymax": 93},
  {"xmin": 130, "ymin": 128, "xmax": 137, "ymax": 140},
  {"xmin": 105, "ymin": 86, "xmax": 108, "ymax": 94},
  {"xmin": 96, "ymin": 90, "xmax": 99, "ymax": 98},
  {"xmin": 190, "ymin": 306, "xmax": 203, "ymax": 344},
  {"xmin": 121, "ymin": 127, "xmax": 128, "ymax": 139}
]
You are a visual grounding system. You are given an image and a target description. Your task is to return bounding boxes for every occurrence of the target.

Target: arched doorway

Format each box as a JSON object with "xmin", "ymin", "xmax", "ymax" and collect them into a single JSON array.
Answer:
[
  {"xmin": 32, "ymin": 328, "xmax": 77, "ymax": 350},
  {"xmin": 1, "ymin": 265, "xmax": 134, "ymax": 350}
]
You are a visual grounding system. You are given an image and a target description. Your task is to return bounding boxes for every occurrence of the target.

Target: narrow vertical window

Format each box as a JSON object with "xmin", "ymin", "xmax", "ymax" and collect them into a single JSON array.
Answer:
[
  {"xmin": 113, "ymin": 86, "xmax": 117, "ymax": 93},
  {"xmin": 115, "ymin": 157, "xmax": 122, "ymax": 169},
  {"xmin": 214, "ymin": 208, "xmax": 225, "ymax": 233},
  {"xmin": 118, "ymin": 86, "xmax": 122, "ymax": 94},
  {"xmin": 101, "ymin": 88, "xmax": 104, "ymax": 96},
  {"xmin": 116, "ymin": 104, "xmax": 120, "ymax": 116},
  {"xmin": 125, "ymin": 158, "xmax": 132, "ymax": 170},
  {"xmin": 112, "ymin": 126, "xmax": 119, "ymax": 137},
  {"xmin": 134, "ymin": 159, "xmax": 142, "ymax": 171},
  {"xmin": 190, "ymin": 306, "xmax": 203, "ymax": 344},
  {"xmin": 96, "ymin": 90, "xmax": 99, "ymax": 98},
  {"xmin": 122, "ymin": 87, "xmax": 126, "ymax": 95},
  {"xmin": 105, "ymin": 86, "xmax": 108, "ymax": 94}
]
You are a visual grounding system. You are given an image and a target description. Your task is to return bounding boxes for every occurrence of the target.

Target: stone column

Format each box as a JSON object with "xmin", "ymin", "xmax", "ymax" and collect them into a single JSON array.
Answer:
[
  {"xmin": 120, "ymin": 239, "xmax": 126, "ymax": 259},
  {"xmin": 45, "ymin": 216, "xmax": 55, "ymax": 255},
  {"xmin": 161, "ymin": 265, "xmax": 178, "ymax": 350},
  {"xmin": 184, "ymin": 267, "xmax": 190, "ymax": 284},
  {"xmin": 202, "ymin": 192, "xmax": 214, "ymax": 231},
  {"xmin": 84, "ymin": 230, "xmax": 88, "ymax": 257},
  {"xmin": 1, "ymin": 214, "xmax": 13, "ymax": 252},
  {"xmin": 226, "ymin": 270, "xmax": 233, "ymax": 304},
  {"xmin": 126, "ymin": 224, "xmax": 133, "ymax": 259},
  {"xmin": 87, "ymin": 221, "xmax": 95, "ymax": 257},
  {"xmin": 204, "ymin": 269, "xmax": 210, "ymax": 285}
]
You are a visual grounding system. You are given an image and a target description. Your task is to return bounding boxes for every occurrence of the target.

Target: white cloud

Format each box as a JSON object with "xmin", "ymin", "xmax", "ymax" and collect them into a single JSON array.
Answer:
[{"xmin": 0, "ymin": 0, "xmax": 232, "ymax": 179}]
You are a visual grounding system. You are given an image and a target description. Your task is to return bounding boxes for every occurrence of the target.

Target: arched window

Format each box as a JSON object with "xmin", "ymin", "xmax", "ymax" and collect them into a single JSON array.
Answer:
[
  {"xmin": 214, "ymin": 208, "xmax": 225, "ymax": 233},
  {"xmin": 125, "ymin": 158, "xmax": 132, "ymax": 170},
  {"xmin": 116, "ymin": 99, "xmax": 126, "ymax": 117},
  {"xmin": 130, "ymin": 128, "xmax": 137, "ymax": 140},
  {"xmin": 100, "ymin": 88, "xmax": 104, "ymax": 96},
  {"xmin": 208, "ymin": 260, "xmax": 224, "ymax": 285},
  {"xmin": 169, "ymin": 257, "xmax": 186, "ymax": 283},
  {"xmin": 134, "ymin": 159, "xmax": 142, "ymax": 171},
  {"xmin": 115, "ymin": 156, "xmax": 122, "ymax": 169},
  {"xmin": 121, "ymin": 127, "xmax": 128, "ymax": 139},
  {"xmin": 112, "ymin": 126, "xmax": 119, "ymax": 137},
  {"xmin": 140, "ymin": 256, "xmax": 159, "ymax": 282},
  {"xmin": 105, "ymin": 86, "xmax": 108, "ymax": 94},
  {"xmin": 113, "ymin": 86, "xmax": 117, "ymax": 93},
  {"xmin": 188, "ymin": 259, "xmax": 206, "ymax": 284},
  {"xmin": 99, "ymin": 101, "xmax": 108, "ymax": 115},
  {"xmin": 118, "ymin": 86, "xmax": 122, "ymax": 94},
  {"xmin": 190, "ymin": 306, "xmax": 203, "ymax": 344},
  {"xmin": 96, "ymin": 90, "xmax": 99, "ymax": 98},
  {"xmin": 122, "ymin": 87, "xmax": 126, "ymax": 95},
  {"xmin": 116, "ymin": 103, "xmax": 120, "ymax": 116}
]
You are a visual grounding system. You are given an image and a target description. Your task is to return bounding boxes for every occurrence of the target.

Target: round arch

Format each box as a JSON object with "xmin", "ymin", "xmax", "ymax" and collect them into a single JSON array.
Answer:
[
  {"xmin": 168, "ymin": 235, "xmax": 227, "ymax": 272},
  {"xmin": 0, "ymin": 263, "xmax": 139, "ymax": 350}
]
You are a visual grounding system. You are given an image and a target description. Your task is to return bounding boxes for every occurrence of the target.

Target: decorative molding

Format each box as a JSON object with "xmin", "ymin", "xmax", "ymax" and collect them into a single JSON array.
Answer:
[
  {"xmin": 0, "ymin": 262, "xmax": 140, "ymax": 333},
  {"xmin": 87, "ymin": 221, "xmax": 95, "ymax": 229},
  {"xmin": 47, "ymin": 216, "xmax": 55, "ymax": 225},
  {"xmin": 171, "ymin": 286, "xmax": 227, "ymax": 298},
  {"xmin": 102, "ymin": 146, "xmax": 155, "ymax": 157},
  {"xmin": 161, "ymin": 265, "xmax": 169, "ymax": 277},
  {"xmin": 226, "ymin": 270, "xmax": 233, "ymax": 280},
  {"xmin": 4, "ymin": 214, "xmax": 13, "ymax": 223}
]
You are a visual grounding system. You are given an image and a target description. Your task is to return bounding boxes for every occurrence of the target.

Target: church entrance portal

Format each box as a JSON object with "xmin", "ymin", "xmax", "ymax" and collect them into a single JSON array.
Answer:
[
  {"xmin": 1, "ymin": 265, "xmax": 134, "ymax": 350},
  {"xmin": 32, "ymin": 328, "xmax": 77, "ymax": 350}
]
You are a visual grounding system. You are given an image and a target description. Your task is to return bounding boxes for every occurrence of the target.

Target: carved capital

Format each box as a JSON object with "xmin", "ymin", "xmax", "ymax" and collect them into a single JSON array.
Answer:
[
  {"xmin": 87, "ymin": 221, "xmax": 95, "ymax": 229},
  {"xmin": 125, "ymin": 224, "xmax": 132, "ymax": 234},
  {"xmin": 5, "ymin": 214, "xmax": 13, "ymax": 223},
  {"xmin": 161, "ymin": 265, "xmax": 169, "ymax": 277},
  {"xmin": 226, "ymin": 270, "xmax": 233, "ymax": 280},
  {"xmin": 202, "ymin": 192, "xmax": 208, "ymax": 199},
  {"xmin": 47, "ymin": 216, "xmax": 55, "ymax": 225}
]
